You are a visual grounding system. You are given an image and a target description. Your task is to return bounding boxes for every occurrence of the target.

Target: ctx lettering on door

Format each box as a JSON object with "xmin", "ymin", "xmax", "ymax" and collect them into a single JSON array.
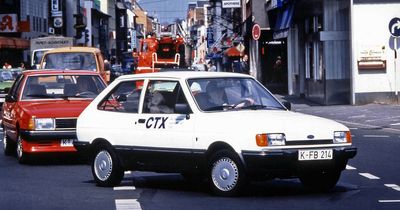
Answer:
[{"xmin": 146, "ymin": 117, "xmax": 168, "ymax": 129}]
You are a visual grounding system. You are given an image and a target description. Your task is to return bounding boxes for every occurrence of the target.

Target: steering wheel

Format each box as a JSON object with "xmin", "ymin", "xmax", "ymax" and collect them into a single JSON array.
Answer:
[{"xmin": 234, "ymin": 99, "xmax": 254, "ymax": 108}]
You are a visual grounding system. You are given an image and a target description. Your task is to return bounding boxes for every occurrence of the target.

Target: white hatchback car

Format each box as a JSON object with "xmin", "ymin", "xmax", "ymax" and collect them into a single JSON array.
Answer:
[{"xmin": 75, "ymin": 71, "xmax": 356, "ymax": 196}]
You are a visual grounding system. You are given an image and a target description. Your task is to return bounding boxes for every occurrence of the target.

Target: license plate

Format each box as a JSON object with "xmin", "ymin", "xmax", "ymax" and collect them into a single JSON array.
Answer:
[
  {"xmin": 298, "ymin": 149, "xmax": 333, "ymax": 161},
  {"xmin": 60, "ymin": 139, "xmax": 75, "ymax": 147}
]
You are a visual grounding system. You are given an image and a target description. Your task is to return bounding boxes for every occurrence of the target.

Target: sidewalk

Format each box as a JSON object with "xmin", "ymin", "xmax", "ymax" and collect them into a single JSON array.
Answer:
[{"xmin": 276, "ymin": 95, "xmax": 400, "ymax": 133}]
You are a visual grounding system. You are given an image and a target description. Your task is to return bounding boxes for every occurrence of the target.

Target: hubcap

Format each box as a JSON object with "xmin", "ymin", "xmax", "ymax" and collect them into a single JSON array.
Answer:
[
  {"xmin": 94, "ymin": 150, "xmax": 113, "ymax": 181},
  {"xmin": 3, "ymin": 130, "xmax": 6, "ymax": 149},
  {"xmin": 211, "ymin": 157, "xmax": 239, "ymax": 192},
  {"xmin": 17, "ymin": 136, "xmax": 23, "ymax": 158}
]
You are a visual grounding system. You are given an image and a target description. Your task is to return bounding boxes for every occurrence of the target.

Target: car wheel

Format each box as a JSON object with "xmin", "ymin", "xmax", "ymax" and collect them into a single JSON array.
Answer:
[
  {"xmin": 3, "ymin": 128, "xmax": 15, "ymax": 156},
  {"xmin": 91, "ymin": 144, "xmax": 124, "ymax": 187},
  {"xmin": 299, "ymin": 170, "xmax": 341, "ymax": 192},
  {"xmin": 16, "ymin": 134, "xmax": 29, "ymax": 164},
  {"xmin": 208, "ymin": 150, "xmax": 246, "ymax": 196}
]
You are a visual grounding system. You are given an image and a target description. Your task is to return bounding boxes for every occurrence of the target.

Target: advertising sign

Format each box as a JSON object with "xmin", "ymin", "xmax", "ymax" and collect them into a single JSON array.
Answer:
[
  {"xmin": 222, "ymin": 0, "xmax": 241, "ymax": 8},
  {"xmin": 357, "ymin": 45, "xmax": 386, "ymax": 70},
  {"xmin": 0, "ymin": 14, "xmax": 18, "ymax": 33}
]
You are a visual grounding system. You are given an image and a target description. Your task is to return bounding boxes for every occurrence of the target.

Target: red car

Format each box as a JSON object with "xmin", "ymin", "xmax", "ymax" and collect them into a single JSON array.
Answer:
[{"xmin": 1, "ymin": 70, "xmax": 107, "ymax": 163}]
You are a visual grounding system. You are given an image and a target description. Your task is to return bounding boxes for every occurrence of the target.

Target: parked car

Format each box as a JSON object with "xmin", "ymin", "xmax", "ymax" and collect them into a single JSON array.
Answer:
[
  {"xmin": 74, "ymin": 71, "xmax": 356, "ymax": 196},
  {"xmin": 1, "ymin": 70, "xmax": 107, "ymax": 164},
  {"xmin": 0, "ymin": 69, "xmax": 19, "ymax": 109}
]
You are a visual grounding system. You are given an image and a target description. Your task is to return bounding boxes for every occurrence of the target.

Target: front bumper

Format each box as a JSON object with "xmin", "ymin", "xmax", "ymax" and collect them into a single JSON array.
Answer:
[
  {"xmin": 20, "ymin": 129, "xmax": 76, "ymax": 141},
  {"xmin": 242, "ymin": 147, "xmax": 357, "ymax": 178}
]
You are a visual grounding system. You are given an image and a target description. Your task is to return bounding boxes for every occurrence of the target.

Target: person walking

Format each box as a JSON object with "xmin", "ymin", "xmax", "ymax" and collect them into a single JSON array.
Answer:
[
  {"xmin": 2, "ymin": 62, "xmax": 12, "ymax": 69},
  {"xmin": 240, "ymin": 54, "xmax": 249, "ymax": 74}
]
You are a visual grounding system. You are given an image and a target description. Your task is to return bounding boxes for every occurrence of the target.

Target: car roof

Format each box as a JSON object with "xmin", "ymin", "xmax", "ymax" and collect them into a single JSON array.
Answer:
[
  {"xmin": 117, "ymin": 71, "xmax": 252, "ymax": 81},
  {"xmin": 22, "ymin": 70, "xmax": 101, "ymax": 76},
  {"xmin": 44, "ymin": 46, "xmax": 100, "ymax": 53}
]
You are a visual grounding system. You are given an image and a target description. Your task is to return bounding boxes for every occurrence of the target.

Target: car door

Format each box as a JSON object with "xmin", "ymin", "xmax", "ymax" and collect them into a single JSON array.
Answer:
[
  {"xmin": 2, "ymin": 74, "xmax": 24, "ymax": 141},
  {"xmin": 136, "ymin": 79, "xmax": 196, "ymax": 171},
  {"xmin": 96, "ymin": 79, "xmax": 145, "ymax": 146}
]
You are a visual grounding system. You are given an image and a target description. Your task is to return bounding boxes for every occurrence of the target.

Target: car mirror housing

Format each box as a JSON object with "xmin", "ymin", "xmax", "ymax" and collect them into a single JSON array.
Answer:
[
  {"xmin": 175, "ymin": 103, "xmax": 191, "ymax": 115},
  {"xmin": 5, "ymin": 95, "xmax": 16, "ymax": 103}
]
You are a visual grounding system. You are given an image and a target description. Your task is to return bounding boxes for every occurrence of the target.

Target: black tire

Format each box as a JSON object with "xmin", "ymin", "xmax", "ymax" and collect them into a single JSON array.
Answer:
[
  {"xmin": 208, "ymin": 149, "xmax": 246, "ymax": 197},
  {"xmin": 16, "ymin": 133, "xmax": 29, "ymax": 164},
  {"xmin": 299, "ymin": 170, "xmax": 341, "ymax": 192},
  {"xmin": 3, "ymin": 128, "xmax": 15, "ymax": 156},
  {"xmin": 91, "ymin": 143, "xmax": 124, "ymax": 187}
]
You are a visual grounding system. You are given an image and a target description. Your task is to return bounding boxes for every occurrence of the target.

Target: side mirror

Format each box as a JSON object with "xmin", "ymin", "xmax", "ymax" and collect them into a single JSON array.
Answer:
[
  {"xmin": 175, "ymin": 103, "xmax": 191, "ymax": 116},
  {"xmin": 5, "ymin": 95, "xmax": 16, "ymax": 103},
  {"xmin": 282, "ymin": 101, "xmax": 291, "ymax": 111}
]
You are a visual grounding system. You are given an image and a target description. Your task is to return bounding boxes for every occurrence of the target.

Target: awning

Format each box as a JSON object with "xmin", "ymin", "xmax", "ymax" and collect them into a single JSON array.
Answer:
[
  {"xmin": 224, "ymin": 47, "xmax": 241, "ymax": 57},
  {"xmin": 0, "ymin": 37, "xmax": 29, "ymax": 49},
  {"xmin": 273, "ymin": 2, "xmax": 294, "ymax": 39}
]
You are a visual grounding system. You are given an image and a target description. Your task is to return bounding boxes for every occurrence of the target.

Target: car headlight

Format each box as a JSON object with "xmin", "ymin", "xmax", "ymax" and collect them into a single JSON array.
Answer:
[
  {"xmin": 34, "ymin": 118, "xmax": 55, "ymax": 130},
  {"xmin": 256, "ymin": 133, "xmax": 286, "ymax": 146},
  {"xmin": 333, "ymin": 131, "xmax": 352, "ymax": 143}
]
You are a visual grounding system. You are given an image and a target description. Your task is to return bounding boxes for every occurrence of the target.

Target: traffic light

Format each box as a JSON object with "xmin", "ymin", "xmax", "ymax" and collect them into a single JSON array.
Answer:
[
  {"xmin": 73, "ymin": 14, "xmax": 86, "ymax": 39},
  {"xmin": 84, "ymin": 29, "xmax": 90, "ymax": 43}
]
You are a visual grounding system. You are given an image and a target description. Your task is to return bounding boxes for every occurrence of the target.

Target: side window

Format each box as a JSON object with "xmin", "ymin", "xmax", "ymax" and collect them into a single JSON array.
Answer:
[
  {"xmin": 98, "ymin": 80, "xmax": 143, "ymax": 113},
  {"xmin": 9, "ymin": 74, "xmax": 24, "ymax": 99},
  {"xmin": 143, "ymin": 80, "xmax": 189, "ymax": 114}
]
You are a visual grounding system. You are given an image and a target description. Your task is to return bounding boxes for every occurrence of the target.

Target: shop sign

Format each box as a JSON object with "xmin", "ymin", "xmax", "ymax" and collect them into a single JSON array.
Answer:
[
  {"xmin": 0, "ymin": 14, "xmax": 18, "ymax": 33},
  {"xmin": 357, "ymin": 46, "xmax": 386, "ymax": 70},
  {"xmin": 222, "ymin": 0, "xmax": 241, "ymax": 8}
]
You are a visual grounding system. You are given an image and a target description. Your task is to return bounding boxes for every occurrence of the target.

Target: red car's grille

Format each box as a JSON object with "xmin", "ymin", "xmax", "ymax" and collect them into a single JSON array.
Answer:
[{"xmin": 55, "ymin": 118, "xmax": 77, "ymax": 130}]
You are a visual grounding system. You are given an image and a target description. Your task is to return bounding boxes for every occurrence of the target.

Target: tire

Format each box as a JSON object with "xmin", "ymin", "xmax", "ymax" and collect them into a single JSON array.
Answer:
[
  {"xmin": 16, "ymin": 133, "xmax": 29, "ymax": 164},
  {"xmin": 3, "ymin": 128, "xmax": 15, "ymax": 156},
  {"xmin": 208, "ymin": 150, "xmax": 246, "ymax": 196},
  {"xmin": 299, "ymin": 170, "xmax": 341, "ymax": 192},
  {"xmin": 91, "ymin": 144, "xmax": 124, "ymax": 187}
]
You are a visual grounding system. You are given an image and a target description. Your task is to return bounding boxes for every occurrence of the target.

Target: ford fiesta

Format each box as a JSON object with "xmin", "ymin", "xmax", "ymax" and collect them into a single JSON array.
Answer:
[
  {"xmin": 1, "ymin": 70, "xmax": 106, "ymax": 163},
  {"xmin": 75, "ymin": 71, "xmax": 356, "ymax": 196}
]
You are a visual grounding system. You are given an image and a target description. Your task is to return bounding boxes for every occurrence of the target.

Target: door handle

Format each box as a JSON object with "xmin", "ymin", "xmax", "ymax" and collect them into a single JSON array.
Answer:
[{"xmin": 138, "ymin": 119, "xmax": 146, "ymax": 124}]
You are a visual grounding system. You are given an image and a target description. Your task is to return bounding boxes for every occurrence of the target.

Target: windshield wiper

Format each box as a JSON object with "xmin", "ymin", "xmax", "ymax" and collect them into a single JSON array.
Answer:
[
  {"xmin": 204, "ymin": 104, "xmax": 235, "ymax": 111},
  {"xmin": 26, "ymin": 94, "xmax": 54, "ymax": 98},
  {"xmin": 241, "ymin": 105, "xmax": 285, "ymax": 110}
]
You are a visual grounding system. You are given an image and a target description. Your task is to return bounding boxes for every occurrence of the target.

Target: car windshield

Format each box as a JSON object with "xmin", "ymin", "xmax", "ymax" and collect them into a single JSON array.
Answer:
[
  {"xmin": 42, "ymin": 52, "xmax": 97, "ymax": 71},
  {"xmin": 21, "ymin": 74, "xmax": 106, "ymax": 100},
  {"xmin": 188, "ymin": 77, "xmax": 285, "ymax": 112}
]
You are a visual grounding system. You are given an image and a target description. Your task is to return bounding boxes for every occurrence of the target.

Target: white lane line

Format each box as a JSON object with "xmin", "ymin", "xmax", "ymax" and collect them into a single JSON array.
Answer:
[
  {"xmin": 351, "ymin": 135, "xmax": 355, "ymax": 137},
  {"xmin": 346, "ymin": 165, "xmax": 357, "ymax": 170},
  {"xmin": 359, "ymin": 173, "xmax": 380, "ymax": 180},
  {"xmin": 378, "ymin": 200, "xmax": 400, "ymax": 203},
  {"xmin": 385, "ymin": 184, "xmax": 400, "ymax": 192},
  {"xmin": 115, "ymin": 199, "xmax": 142, "ymax": 210},
  {"xmin": 363, "ymin": 135, "xmax": 390, "ymax": 138},
  {"xmin": 124, "ymin": 171, "xmax": 132, "ymax": 175},
  {"xmin": 390, "ymin": 122, "xmax": 400, "ymax": 126},
  {"xmin": 348, "ymin": 115, "xmax": 365, "ymax": 119},
  {"xmin": 113, "ymin": 186, "xmax": 136, "ymax": 191},
  {"xmin": 349, "ymin": 127, "xmax": 358, "ymax": 130}
]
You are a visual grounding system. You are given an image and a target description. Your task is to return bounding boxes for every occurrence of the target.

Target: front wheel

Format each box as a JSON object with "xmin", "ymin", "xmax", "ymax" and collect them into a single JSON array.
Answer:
[
  {"xmin": 16, "ymin": 133, "xmax": 29, "ymax": 164},
  {"xmin": 91, "ymin": 144, "xmax": 124, "ymax": 187},
  {"xmin": 208, "ymin": 150, "xmax": 246, "ymax": 196},
  {"xmin": 299, "ymin": 170, "xmax": 341, "ymax": 192}
]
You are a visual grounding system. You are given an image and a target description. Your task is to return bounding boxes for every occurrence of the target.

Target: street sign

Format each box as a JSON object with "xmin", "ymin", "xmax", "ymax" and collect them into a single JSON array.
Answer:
[
  {"xmin": 389, "ymin": 17, "xmax": 400, "ymax": 37},
  {"xmin": 252, "ymin": 24, "xmax": 261, "ymax": 41}
]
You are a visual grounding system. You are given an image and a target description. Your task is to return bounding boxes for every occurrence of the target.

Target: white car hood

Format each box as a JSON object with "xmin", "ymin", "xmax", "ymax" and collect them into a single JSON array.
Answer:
[{"xmin": 200, "ymin": 110, "xmax": 348, "ymax": 141}]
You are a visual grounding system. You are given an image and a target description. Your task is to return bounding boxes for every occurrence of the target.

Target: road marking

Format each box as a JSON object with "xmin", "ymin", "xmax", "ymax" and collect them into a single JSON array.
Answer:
[
  {"xmin": 336, "ymin": 120, "xmax": 400, "ymax": 133},
  {"xmin": 351, "ymin": 135, "xmax": 355, "ymax": 137},
  {"xmin": 113, "ymin": 186, "xmax": 136, "ymax": 191},
  {"xmin": 115, "ymin": 199, "xmax": 142, "ymax": 210},
  {"xmin": 349, "ymin": 127, "xmax": 358, "ymax": 130},
  {"xmin": 346, "ymin": 165, "xmax": 357, "ymax": 170},
  {"xmin": 359, "ymin": 173, "xmax": 380, "ymax": 180},
  {"xmin": 385, "ymin": 184, "xmax": 400, "ymax": 192},
  {"xmin": 124, "ymin": 171, "xmax": 132, "ymax": 175},
  {"xmin": 390, "ymin": 122, "xmax": 400, "ymax": 126},
  {"xmin": 348, "ymin": 115, "xmax": 366, "ymax": 119},
  {"xmin": 363, "ymin": 135, "xmax": 390, "ymax": 138},
  {"xmin": 378, "ymin": 200, "xmax": 400, "ymax": 203}
]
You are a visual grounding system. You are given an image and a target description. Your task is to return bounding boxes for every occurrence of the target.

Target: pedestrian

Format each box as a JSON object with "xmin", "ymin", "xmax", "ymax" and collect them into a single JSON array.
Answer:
[
  {"xmin": 272, "ymin": 56, "xmax": 283, "ymax": 83},
  {"xmin": 2, "ymin": 62, "xmax": 12, "ymax": 69},
  {"xmin": 104, "ymin": 59, "xmax": 111, "ymax": 71},
  {"xmin": 208, "ymin": 62, "xmax": 217, "ymax": 72},
  {"xmin": 240, "ymin": 54, "xmax": 249, "ymax": 74},
  {"xmin": 19, "ymin": 62, "xmax": 26, "ymax": 70}
]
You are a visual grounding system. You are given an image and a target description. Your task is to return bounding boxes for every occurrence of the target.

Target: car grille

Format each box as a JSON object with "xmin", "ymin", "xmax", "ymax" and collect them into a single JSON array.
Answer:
[
  {"xmin": 286, "ymin": 139, "xmax": 333, "ymax": 145},
  {"xmin": 55, "ymin": 118, "xmax": 77, "ymax": 130}
]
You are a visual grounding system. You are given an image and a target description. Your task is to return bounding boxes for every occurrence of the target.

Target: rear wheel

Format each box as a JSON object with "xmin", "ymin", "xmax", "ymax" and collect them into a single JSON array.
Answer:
[
  {"xmin": 16, "ymin": 133, "xmax": 29, "ymax": 164},
  {"xmin": 3, "ymin": 128, "xmax": 15, "ymax": 156},
  {"xmin": 208, "ymin": 150, "xmax": 246, "ymax": 196},
  {"xmin": 299, "ymin": 170, "xmax": 341, "ymax": 192},
  {"xmin": 91, "ymin": 144, "xmax": 124, "ymax": 187}
]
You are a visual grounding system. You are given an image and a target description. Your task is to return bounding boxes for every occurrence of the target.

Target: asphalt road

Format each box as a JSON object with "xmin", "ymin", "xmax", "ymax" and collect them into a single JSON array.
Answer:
[{"xmin": 1, "ymin": 106, "xmax": 400, "ymax": 209}]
